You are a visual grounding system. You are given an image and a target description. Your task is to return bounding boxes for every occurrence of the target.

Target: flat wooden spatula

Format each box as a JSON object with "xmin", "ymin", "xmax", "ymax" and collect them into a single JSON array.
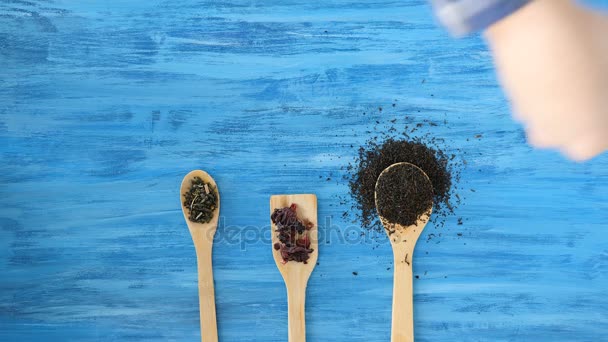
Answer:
[{"xmin": 270, "ymin": 194, "xmax": 318, "ymax": 342}]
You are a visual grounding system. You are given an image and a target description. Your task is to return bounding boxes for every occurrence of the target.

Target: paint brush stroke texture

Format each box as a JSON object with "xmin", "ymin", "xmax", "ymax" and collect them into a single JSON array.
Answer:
[{"xmin": 1, "ymin": 0, "xmax": 607, "ymax": 341}]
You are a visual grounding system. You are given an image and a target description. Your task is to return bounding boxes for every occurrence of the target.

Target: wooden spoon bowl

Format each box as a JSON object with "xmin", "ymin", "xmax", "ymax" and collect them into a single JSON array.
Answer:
[{"xmin": 180, "ymin": 170, "xmax": 220, "ymax": 342}]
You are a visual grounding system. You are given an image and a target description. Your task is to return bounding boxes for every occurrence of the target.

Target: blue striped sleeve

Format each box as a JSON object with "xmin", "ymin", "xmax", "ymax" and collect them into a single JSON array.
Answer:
[{"xmin": 430, "ymin": 0, "xmax": 532, "ymax": 37}]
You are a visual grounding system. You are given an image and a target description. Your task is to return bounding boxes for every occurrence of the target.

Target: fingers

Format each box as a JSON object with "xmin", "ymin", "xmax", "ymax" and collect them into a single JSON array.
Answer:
[
  {"xmin": 524, "ymin": 123, "xmax": 607, "ymax": 161},
  {"xmin": 563, "ymin": 135, "xmax": 608, "ymax": 161},
  {"xmin": 526, "ymin": 127, "xmax": 558, "ymax": 149}
]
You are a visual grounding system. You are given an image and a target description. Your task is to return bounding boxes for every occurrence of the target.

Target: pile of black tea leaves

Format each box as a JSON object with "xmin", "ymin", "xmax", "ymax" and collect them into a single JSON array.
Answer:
[
  {"xmin": 183, "ymin": 177, "xmax": 219, "ymax": 223},
  {"xmin": 271, "ymin": 204, "xmax": 314, "ymax": 263},
  {"xmin": 349, "ymin": 137, "xmax": 456, "ymax": 231}
]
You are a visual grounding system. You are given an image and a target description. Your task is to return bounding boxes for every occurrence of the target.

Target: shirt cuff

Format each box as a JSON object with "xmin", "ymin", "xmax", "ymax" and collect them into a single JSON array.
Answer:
[{"xmin": 431, "ymin": 0, "xmax": 532, "ymax": 37}]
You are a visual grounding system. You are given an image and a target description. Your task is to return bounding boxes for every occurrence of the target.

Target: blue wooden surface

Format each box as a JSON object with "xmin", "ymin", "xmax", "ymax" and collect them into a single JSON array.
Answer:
[{"xmin": 1, "ymin": 1, "xmax": 608, "ymax": 341}]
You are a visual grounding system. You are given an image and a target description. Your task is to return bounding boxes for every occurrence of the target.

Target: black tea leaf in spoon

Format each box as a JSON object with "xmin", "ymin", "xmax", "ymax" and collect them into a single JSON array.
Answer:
[{"xmin": 375, "ymin": 163, "xmax": 433, "ymax": 228}]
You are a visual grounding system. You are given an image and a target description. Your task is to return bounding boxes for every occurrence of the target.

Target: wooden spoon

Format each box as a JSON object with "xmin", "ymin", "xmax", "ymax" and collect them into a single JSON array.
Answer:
[
  {"xmin": 180, "ymin": 170, "xmax": 220, "ymax": 342},
  {"xmin": 270, "ymin": 194, "xmax": 318, "ymax": 342},
  {"xmin": 375, "ymin": 163, "xmax": 433, "ymax": 342}
]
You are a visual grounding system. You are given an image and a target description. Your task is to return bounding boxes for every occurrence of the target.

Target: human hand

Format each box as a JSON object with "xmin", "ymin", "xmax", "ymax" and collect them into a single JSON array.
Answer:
[{"xmin": 485, "ymin": 0, "xmax": 608, "ymax": 161}]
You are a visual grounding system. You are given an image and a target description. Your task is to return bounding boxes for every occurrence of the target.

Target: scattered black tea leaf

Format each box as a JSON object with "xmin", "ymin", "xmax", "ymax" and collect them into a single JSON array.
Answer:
[
  {"xmin": 375, "ymin": 163, "xmax": 433, "ymax": 227},
  {"xmin": 271, "ymin": 204, "xmax": 314, "ymax": 264},
  {"xmin": 183, "ymin": 177, "xmax": 218, "ymax": 223}
]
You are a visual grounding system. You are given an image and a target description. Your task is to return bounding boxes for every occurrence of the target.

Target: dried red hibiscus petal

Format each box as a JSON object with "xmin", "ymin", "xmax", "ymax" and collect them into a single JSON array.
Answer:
[
  {"xmin": 271, "ymin": 203, "xmax": 314, "ymax": 263},
  {"xmin": 296, "ymin": 235, "xmax": 310, "ymax": 248},
  {"xmin": 279, "ymin": 245, "xmax": 313, "ymax": 263},
  {"xmin": 303, "ymin": 219, "xmax": 314, "ymax": 230}
]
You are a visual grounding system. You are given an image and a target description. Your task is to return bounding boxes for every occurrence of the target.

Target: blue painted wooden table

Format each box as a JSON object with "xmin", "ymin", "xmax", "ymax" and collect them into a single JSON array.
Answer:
[{"xmin": 1, "ymin": 1, "xmax": 607, "ymax": 341}]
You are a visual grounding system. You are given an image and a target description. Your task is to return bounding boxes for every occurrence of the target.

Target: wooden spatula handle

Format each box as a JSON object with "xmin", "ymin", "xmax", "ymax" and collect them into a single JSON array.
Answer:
[
  {"xmin": 287, "ymin": 283, "xmax": 307, "ymax": 342},
  {"xmin": 196, "ymin": 245, "xmax": 218, "ymax": 342},
  {"xmin": 391, "ymin": 248, "xmax": 414, "ymax": 342}
]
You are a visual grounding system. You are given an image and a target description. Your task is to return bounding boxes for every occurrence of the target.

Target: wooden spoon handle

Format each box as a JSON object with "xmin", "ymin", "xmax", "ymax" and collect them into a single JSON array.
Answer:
[
  {"xmin": 286, "ymin": 283, "xmax": 307, "ymax": 342},
  {"xmin": 391, "ymin": 250, "xmax": 414, "ymax": 342},
  {"xmin": 196, "ymin": 246, "xmax": 218, "ymax": 342}
]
